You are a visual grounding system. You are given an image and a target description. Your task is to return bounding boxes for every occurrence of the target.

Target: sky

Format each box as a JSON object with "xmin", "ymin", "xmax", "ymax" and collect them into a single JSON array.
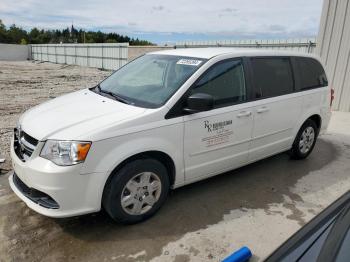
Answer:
[{"xmin": 0, "ymin": 0, "xmax": 324, "ymax": 44}]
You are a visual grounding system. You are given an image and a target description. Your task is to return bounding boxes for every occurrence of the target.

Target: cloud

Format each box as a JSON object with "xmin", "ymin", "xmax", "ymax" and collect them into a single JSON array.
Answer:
[
  {"xmin": 152, "ymin": 5, "xmax": 165, "ymax": 11},
  {"xmin": 268, "ymin": 24, "xmax": 286, "ymax": 32},
  {"xmin": 221, "ymin": 8, "xmax": 238, "ymax": 13},
  {"xmin": 0, "ymin": 0, "xmax": 323, "ymax": 43}
]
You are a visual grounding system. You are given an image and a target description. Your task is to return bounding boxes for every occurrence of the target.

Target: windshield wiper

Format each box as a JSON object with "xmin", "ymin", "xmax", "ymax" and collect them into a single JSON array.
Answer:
[{"xmin": 94, "ymin": 85, "xmax": 133, "ymax": 105}]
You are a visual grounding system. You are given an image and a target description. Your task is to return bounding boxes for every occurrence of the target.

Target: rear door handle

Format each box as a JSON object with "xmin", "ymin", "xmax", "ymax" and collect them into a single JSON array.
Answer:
[
  {"xmin": 237, "ymin": 111, "xmax": 252, "ymax": 118},
  {"xmin": 257, "ymin": 107, "xmax": 269, "ymax": 113}
]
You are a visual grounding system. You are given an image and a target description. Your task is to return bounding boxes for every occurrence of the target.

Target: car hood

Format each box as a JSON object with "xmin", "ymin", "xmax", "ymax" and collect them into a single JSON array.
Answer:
[{"xmin": 19, "ymin": 89, "xmax": 146, "ymax": 141}]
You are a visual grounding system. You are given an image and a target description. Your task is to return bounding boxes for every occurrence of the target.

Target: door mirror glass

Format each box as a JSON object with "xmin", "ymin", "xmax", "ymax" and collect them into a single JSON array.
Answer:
[{"xmin": 184, "ymin": 93, "xmax": 214, "ymax": 114}]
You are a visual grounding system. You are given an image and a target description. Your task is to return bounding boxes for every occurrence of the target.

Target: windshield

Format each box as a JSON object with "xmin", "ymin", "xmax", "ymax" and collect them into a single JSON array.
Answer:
[{"xmin": 99, "ymin": 54, "xmax": 206, "ymax": 108}]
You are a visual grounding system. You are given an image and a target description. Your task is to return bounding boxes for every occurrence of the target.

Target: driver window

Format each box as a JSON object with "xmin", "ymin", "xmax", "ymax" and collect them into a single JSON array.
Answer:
[{"xmin": 192, "ymin": 59, "xmax": 246, "ymax": 108}]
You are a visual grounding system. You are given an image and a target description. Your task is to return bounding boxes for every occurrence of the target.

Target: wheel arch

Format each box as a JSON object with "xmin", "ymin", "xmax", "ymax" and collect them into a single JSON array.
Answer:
[
  {"xmin": 290, "ymin": 114, "xmax": 321, "ymax": 159},
  {"xmin": 291, "ymin": 113, "xmax": 322, "ymax": 146},
  {"xmin": 296, "ymin": 113, "xmax": 322, "ymax": 134},
  {"xmin": 102, "ymin": 150, "xmax": 176, "ymax": 195},
  {"xmin": 307, "ymin": 114, "xmax": 322, "ymax": 133}
]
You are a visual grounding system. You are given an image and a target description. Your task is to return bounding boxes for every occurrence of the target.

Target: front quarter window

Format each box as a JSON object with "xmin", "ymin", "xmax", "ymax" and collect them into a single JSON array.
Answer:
[{"xmin": 99, "ymin": 55, "xmax": 206, "ymax": 108}]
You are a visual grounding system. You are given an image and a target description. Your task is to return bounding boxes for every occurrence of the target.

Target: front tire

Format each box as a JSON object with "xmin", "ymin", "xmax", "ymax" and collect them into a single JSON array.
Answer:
[
  {"xmin": 290, "ymin": 119, "xmax": 318, "ymax": 159},
  {"xmin": 102, "ymin": 158, "xmax": 169, "ymax": 224}
]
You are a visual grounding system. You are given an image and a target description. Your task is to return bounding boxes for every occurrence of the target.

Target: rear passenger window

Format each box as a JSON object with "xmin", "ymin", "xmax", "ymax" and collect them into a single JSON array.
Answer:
[
  {"xmin": 296, "ymin": 57, "xmax": 328, "ymax": 90},
  {"xmin": 192, "ymin": 59, "xmax": 246, "ymax": 108},
  {"xmin": 251, "ymin": 57, "xmax": 294, "ymax": 98}
]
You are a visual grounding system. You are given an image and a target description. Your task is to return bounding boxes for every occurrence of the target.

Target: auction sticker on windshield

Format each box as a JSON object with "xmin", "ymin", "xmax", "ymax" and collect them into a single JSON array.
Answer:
[{"xmin": 177, "ymin": 59, "xmax": 203, "ymax": 66}]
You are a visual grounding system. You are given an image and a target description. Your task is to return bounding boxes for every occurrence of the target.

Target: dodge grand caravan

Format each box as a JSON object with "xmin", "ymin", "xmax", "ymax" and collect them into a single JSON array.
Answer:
[{"xmin": 10, "ymin": 48, "xmax": 332, "ymax": 223}]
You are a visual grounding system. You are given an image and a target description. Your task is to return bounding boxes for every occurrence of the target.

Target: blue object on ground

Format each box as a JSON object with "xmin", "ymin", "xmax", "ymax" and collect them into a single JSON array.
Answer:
[{"xmin": 222, "ymin": 246, "xmax": 252, "ymax": 262}]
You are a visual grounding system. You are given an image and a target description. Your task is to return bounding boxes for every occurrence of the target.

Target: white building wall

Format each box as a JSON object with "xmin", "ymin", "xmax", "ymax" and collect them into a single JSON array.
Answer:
[{"xmin": 317, "ymin": 0, "xmax": 350, "ymax": 111}]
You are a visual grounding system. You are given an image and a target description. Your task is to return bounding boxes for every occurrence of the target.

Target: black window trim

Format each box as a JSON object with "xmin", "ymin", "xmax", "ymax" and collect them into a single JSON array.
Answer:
[
  {"xmin": 165, "ymin": 56, "xmax": 252, "ymax": 119},
  {"xmin": 248, "ymin": 56, "xmax": 296, "ymax": 101}
]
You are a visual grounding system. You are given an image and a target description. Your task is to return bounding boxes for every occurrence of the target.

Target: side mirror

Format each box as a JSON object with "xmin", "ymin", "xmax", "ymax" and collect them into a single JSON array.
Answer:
[{"xmin": 184, "ymin": 93, "xmax": 214, "ymax": 114}]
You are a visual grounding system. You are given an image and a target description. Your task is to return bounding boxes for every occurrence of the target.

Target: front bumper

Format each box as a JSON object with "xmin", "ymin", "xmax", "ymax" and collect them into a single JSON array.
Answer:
[{"xmin": 9, "ymin": 139, "xmax": 106, "ymax": 218}]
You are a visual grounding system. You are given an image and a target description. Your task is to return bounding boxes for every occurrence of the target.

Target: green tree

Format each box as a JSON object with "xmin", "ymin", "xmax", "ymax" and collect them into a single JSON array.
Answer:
[
  {"xmin": 20, "ymin": 38, "xmax": 27, "ymax": 45},
  {"xmin": 0, "ymin": 19, "xmax": 154, "ymax": 45},
  {"xmin": 106, "ymin": 39, "xmax": 117, "ymax": 43},
  {"xmin": 28, "ymin": 28, "xmax": 40, "ymax": 43},
  {"xmin": 0, "ymin": 19, "xmax": 8, "ymax": 43},
  {"xmin": 7, "ymin": 24, "xmax": 28, "ymax": 44}
]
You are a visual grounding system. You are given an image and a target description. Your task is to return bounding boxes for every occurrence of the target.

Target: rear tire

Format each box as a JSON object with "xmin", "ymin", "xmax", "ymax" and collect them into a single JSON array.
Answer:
[
  {"xmin": 290, "ymin": 119, "xmax": 318, "ymax": 160},
  {"xmin": 102, "ymin": 158, "xmax": 169, "ymax": 224}
]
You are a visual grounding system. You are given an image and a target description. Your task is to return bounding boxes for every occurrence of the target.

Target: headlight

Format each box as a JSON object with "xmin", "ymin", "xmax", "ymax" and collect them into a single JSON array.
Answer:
[{"xmin": 40, "ymin": 140, "xmax": 91, "ymax": 166}]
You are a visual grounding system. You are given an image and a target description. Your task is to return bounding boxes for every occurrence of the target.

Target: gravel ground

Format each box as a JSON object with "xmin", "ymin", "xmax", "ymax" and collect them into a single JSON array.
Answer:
[{"xmin": 0, "ymin": 61, "xmax": 110, "ymax": 171}]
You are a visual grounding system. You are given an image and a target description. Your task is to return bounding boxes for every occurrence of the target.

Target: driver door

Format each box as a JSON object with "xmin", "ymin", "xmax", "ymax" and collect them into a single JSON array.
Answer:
[{"xmin": 183, "ymin": 58, "xmax": 254, "ymax": 183}]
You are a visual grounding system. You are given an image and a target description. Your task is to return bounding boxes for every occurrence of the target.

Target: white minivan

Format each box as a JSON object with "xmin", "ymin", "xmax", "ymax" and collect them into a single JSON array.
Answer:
[{"xmin": 10, "ymin": 48, "xmax": 332, "ymax": 223}]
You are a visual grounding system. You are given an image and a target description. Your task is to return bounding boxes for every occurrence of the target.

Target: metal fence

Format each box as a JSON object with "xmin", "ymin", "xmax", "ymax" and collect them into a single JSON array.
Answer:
[
  {"xmin": 30, "ymin": 39, "xmax": 317, "ymax": 71},
  {"xmin": 176, "ymin": 38, "xmax": 317, "ymax": 53},
  {"xmin": 31, "ymin": 43, "xmax": 129, "ymax": 70}
]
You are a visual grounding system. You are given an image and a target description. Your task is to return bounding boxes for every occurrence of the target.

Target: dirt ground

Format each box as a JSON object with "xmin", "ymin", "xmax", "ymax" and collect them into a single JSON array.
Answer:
[{"xmin": 1, "ymin": 61, "xmax": 350, "ymax": 262}]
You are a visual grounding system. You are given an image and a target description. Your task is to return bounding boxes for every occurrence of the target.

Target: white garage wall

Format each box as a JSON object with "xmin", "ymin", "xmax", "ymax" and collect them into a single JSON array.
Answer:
[{"xmin": 317, "ymin": 0, "xmax": 350, "ymax": 111}]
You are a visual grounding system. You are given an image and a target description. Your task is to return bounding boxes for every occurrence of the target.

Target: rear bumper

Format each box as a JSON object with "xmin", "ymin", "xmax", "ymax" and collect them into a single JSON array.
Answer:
[{"xmin": 9, "ymin": 139, "xmax": 107, "ymax": 218}]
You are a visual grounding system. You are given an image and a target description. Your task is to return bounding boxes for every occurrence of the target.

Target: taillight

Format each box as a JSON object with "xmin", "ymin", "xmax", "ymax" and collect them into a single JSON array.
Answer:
[{"xmin": 330, "ymin": 88, "xmax": 335, "ymax": 107}]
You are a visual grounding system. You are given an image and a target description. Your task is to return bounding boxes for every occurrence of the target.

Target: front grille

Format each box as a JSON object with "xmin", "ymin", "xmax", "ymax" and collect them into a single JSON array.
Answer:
[
  {"xmin": 14, "ymin": 128, "xmax": 39, "ymax": 161},
  {"xmin": 13, "ymin": 173, "xmax": 59, "ymax": 209},
  {"xmin": 22, "ymin": 132, "xmax": 38, "ymax": 146}
]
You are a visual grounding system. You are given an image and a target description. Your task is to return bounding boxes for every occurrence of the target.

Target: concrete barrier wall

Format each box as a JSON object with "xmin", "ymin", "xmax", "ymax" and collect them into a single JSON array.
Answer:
[
  {"xmin": 0, "ymin": 44, "xmax": 30, "ymax": 61},
  {"xmin": 31, "ymin": 43, "xmax": 128, "ymax": 70},
  {"xmin": 128, "ymin": 46, "xmax": 174, "ymax": 61},
  {"xmin": 31, "ymin": 45, "xmax": 174, "ymax": 68}
]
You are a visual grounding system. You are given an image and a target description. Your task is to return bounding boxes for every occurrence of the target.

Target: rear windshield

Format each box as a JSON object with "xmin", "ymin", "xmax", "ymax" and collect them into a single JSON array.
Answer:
[{"xmin": 99, "ymin": 54, "xmax": 206, "ymax": 108}]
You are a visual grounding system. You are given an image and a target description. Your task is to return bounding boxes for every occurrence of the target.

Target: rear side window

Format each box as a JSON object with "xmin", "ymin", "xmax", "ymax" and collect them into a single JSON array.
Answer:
[
  {"xmin": 295, "ymin": 57, "xmax": 328, "ymax": 90},
  {"xmin": 192, "ymin": 59, "xmax": 246, "ymax": 107},
  {"xmin": 251, "ymin": 57, "xmax": 294, "ymax": 98}
]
